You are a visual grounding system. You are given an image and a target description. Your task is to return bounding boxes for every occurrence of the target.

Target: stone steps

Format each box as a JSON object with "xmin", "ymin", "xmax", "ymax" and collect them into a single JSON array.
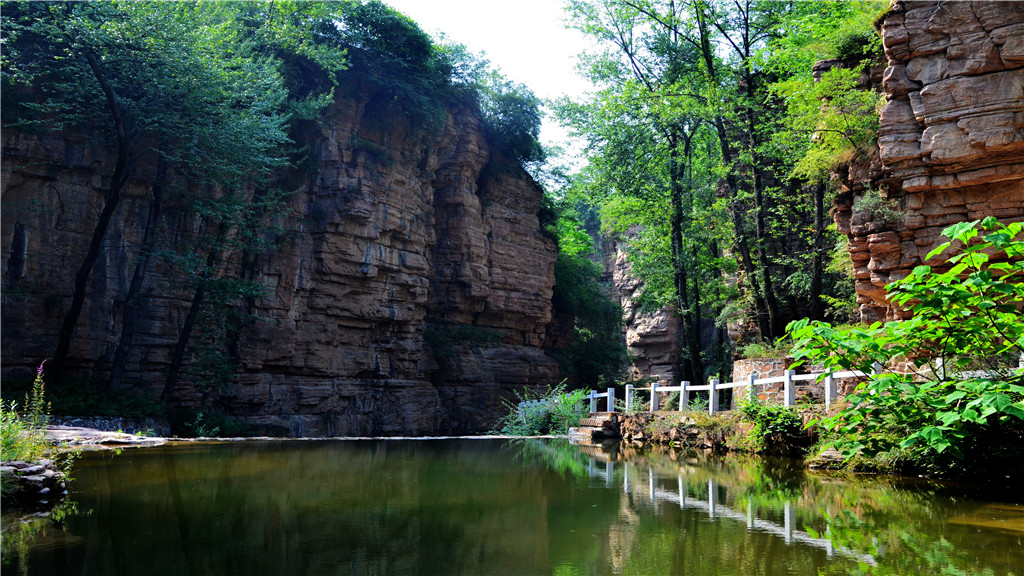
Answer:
[{"xmin": 569, "ymin": 412, "xmax": 620, "ymax": 440}]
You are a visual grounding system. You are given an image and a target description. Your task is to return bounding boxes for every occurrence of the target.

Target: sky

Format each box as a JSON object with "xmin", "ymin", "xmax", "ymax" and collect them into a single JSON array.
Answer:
[{"xmin": 382, "ymin": 0, "xmax": 596, "ymax": 150}]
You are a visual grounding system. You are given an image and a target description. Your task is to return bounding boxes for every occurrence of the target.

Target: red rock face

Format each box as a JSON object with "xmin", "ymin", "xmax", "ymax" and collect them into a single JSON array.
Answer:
[
  {"xmin": 0, "ymin": 94, "xmax": 558, "ymax": 435},
  {"xmin": 841, "ymin": 0, "xmax": 1024, "ymax": 321}
]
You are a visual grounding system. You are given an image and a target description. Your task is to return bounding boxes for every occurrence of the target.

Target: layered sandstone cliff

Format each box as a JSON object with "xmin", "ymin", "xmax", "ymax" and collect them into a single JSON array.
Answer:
[
  {"xmin": 836, "ymin": 0, "xmax": 1024, "ymax": 321},
  {"xmin": 1, "ymin": 92, "xmax": 558, "ymax": 435}
]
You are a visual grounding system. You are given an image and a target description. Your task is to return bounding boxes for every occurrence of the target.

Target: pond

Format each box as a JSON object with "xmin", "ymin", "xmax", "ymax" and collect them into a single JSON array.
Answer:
[{"xmin": 3, "ymin": 439, "xmax": 1022, "ymax": 575}]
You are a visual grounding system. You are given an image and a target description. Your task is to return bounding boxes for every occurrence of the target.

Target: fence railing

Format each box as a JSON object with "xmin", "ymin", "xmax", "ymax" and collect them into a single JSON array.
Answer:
[
  {"xmin": 519, "ymin": 363, "xmax": 886, "ymax": 417},
  {"xmin": 588, "ymin": 388, "xmax": 615, "ymax": 413},
  {"xmin": 625, "ymin": 363, "xmax": 884, "ymax": 414}
]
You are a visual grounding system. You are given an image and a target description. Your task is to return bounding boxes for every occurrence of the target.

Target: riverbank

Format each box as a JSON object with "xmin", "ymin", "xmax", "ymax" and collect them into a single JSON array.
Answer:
[{"xmin": 44, "ymin": 426, "xmax": 169, "ymax": 449}]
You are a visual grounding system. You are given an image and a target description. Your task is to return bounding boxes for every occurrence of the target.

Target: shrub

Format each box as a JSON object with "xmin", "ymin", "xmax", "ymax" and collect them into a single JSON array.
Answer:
[
  {"xmin": 1, "ymin": 365, "xmax": 51, "ymax": 463},
  {"xmin": 492, "ymin": 381, "xmax": 590, "ymax": 436},
  {"xmin": 168, "ymin": 408, "xmax": 253, "ymax": 438},
  {"xmin": 739, "ymin": 339, "xmax": 791, "ymax": 360},
  {"xmin": 853, "ymin": 187, "xmax": 903, "ymax": 226},
  {"xmin": 737, "ymin": 398, "xmax": 805, "ymax": 454},
  {"xmin": 1, "ymin": 364, "xmax": 80, "ymax": 500},
  {"xmin": 789, "ymin": 218, "xmax": 1024, "ymax": 477}
]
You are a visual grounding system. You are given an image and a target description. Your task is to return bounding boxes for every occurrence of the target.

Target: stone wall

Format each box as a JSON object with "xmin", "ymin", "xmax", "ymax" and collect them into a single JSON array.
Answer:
[
  {"xmin": 838, "ymin": 0, "xmax": 1024, "ymax": 321},
  {"xmin": 1, "ymin": 91, "xmax": 559, "ymax": 435}
]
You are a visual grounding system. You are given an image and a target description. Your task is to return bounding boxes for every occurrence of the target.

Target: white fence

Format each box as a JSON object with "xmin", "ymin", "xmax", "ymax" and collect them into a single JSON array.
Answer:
[
  {"xmin": 625, "ymin": 363, "xmax": 884, "ymax": 414},
  {"xmin": 520, "ymin": 364, "xmax": 884, "ymax": 417}
]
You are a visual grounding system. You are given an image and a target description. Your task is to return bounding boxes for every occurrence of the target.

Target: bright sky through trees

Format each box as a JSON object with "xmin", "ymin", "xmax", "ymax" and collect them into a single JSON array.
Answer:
[{"xmin": 383, "ymin": 0, "xmax": 592, "ymax": 149}]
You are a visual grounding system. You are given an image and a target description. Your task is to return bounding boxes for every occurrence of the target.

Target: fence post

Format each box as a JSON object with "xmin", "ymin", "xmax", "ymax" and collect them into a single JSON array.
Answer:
[
  {"xmin": 784, "ymin": 369, "xmax": 795, "ymax": 407},
  {"xmin": 709, "ymin": 378, "xmax": 720, "ymax": 414},
  {"xmin": 680, "ymin": 381, "xmax": 690, "ymax": 410},
  {"xmin": 589, "ymin": 389, "xmax": 597, "ymax": 413},
  {"xmin": 651, "ymin": 381, "xmax": 660, "ymax": 411},
  {"xmin": 871, "ymin": 361, "xmax": 883, "ymax": 375},
  {"xmin": 824, "ymin": 374, "xmax": 836, "ymax": 411},
  {"xmin": 607, "ymin": 387, "xmax": 616, "ymax": 413},
  {"xmin": 708, "ymin": 478, "xmax": 716, "ymax": 518},
  {"xmin": 747, "ymin": 372, "xmax": 758, "ymax": 403},
  {"xmin": 625, "ymin": 384, "xmax": 634, "ymax": 412},
  {"xmin": 784, "ymin": 501, "xmax": 795, "ymax": 545}
]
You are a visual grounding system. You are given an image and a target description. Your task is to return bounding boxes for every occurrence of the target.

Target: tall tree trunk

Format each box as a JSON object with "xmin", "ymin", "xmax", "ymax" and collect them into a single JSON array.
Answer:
[
  {"xmin": 752, "ymin": 169, "xmax": 781, "ymax": 339},
  {"xmin": 162, "ymin": 206, "xmax": 238, "ymax": 403},
  {"xmin": 668, "ymin": 130, "xmax": 704, "ymax": 385},
  {"xmin": 714, "ymin": 115, "xmax": 770, "ymax": 339},
  {"xmin": 809, "ymin": 181, "xmax": 827, "ymax": 320},
  {"xmin": 50, "ymin": 50, "xmax": 133, "ymax": 384},
  {"xmin": 108, "ymin": 157, "xmax": 167, "ymax": 392},
  {"xmin": 693, "ymin": 6, "xmax": 771, "ymax": 339}
]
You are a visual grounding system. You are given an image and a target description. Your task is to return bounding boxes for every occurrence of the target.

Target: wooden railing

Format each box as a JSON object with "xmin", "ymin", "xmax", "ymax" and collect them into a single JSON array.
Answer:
[{"xmin": 624, "ymin": 363, "xmax": 884, "ymax": 414}]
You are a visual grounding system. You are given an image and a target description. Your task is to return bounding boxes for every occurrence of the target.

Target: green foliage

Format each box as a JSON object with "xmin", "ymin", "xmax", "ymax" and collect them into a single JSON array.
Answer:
[
  {"xmin": 614, "ymin": 376, "xmax": 658, "ymax": 413},
  {"xmin": 823, "ymin": 226, "xmax": 859, "ymax": 321},
  {"xmin": 546, "ymin": 203, "xmax": 629, "ymax": 387},
  {"xmin": 169, "ymin": 408, "xmax": 253, "ymax": 438},
  {"xmin": 789, "ymin": 218, "xmax": 1024, "ymax": 477},
  {"xmin": 738, "ymin": 339, "xmax": 791, "ymax": 360},
  {"xmin": 3, "ymin": 1, "xmax": 298, "ymax": 177},
  {"xmin": 737, "ymin": 398, "xmax": 805, "ymax": 454},
  {"xmin": 1, "ymin": 365, "xmax": 80, "ymax": 502},
  {"xmin": 683, "ymin": 393, "xmax": 709, "ymax": 414},
  {"xmin": 772, "ymin": 66, "xmax": 882, "ymax": 182},
  {"xmin": 477, "ymin": 76, "xmax": 545, "ymax": 164},
  {"xmin": 323, "ymin": 2, "xmax": 545, "ymax": 163},
  {"xmin": 1, "ymin": 365, "xmax": 51, "ymax": 464},
  {"xmin": 559, "ymin": 0, "xmax": 866, "ymax": 379},
  {"xmin": 493, "ymin": 382, "xmax": 590, "ymax": 436},
  {"xmin": 1, "ymin": 403, "xmax": 47, "ymax": 466},
  {"xmin": 853, "ymin": 187, "xmax": 904, "ymax": 226},
  {"xmin": 765, "ymin": 2, "xmax": 886, "ymax": 183}
]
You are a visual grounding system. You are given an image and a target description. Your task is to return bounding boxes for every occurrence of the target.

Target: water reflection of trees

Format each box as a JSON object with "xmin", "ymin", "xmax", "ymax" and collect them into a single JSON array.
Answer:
[{"xmin": 525, "ymin": 440, "xmax": 1024, "ymax": 576}]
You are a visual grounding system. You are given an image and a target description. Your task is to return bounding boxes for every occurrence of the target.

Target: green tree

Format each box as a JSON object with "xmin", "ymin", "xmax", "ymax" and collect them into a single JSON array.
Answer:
[
  {"xmin": 547, "ymin": 203, "xmax": 629, "ymax": 387},
  {"xmin": 559, "ymin": 0, "xmax": 738, "ymax": 384},
  {"xmin": 557, "ymin": 0, "xmax": 887, "ymax": 387}
]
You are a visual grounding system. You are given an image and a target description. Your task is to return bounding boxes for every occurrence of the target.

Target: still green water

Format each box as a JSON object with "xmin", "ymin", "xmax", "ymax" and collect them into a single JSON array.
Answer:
[{"xmin": 4, "ymin": 439, "xmax": 1022, "ymax": 575}]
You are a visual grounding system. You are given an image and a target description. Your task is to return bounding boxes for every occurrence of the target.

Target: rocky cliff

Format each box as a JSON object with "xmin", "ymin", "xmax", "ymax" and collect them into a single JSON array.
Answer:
[
  {"xmin": 609, "ymin": 240, "xmax": 681, "ymax": 386},
  {"xmin": 836, "ymin": 0, "xmax": 1024, "ymax": 321},
  {"xmin": 1, "ymin": 91, "xmax": 559, "ymax": 435}
]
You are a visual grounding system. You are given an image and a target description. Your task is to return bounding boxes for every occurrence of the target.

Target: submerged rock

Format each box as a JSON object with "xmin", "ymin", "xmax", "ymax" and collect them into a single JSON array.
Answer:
[{"xmin": 0, "ymin": 459, "xmax": 66, "ymax": 511}]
